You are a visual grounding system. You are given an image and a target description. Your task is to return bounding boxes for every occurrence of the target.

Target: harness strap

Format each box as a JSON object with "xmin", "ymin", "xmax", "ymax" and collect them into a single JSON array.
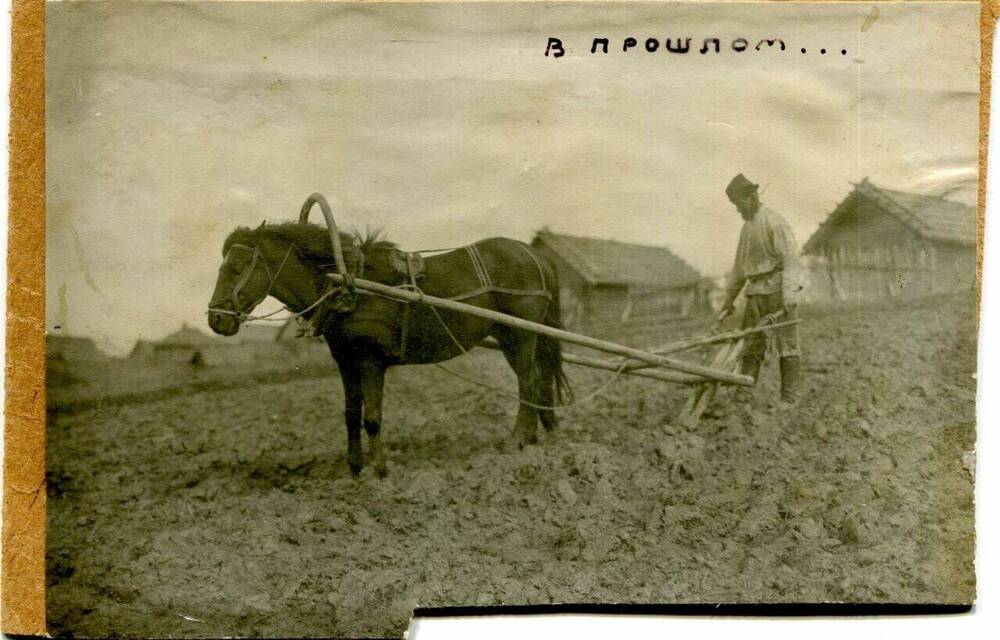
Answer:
[
  {"xmin": 399, "ymin": 254, "xmax": 420, "ymax": 360},
  {"xmin": 457, "ymin": 242, "xmax": 551, "ymax": 301},
  {"xmin": 465, "ymin": 243, "xmax": 493, "ymax": 288},
  {"xmin": 515, "ymin": 241, "xmax": 550, "ymax": 297},
  {"xmin": 209, "ymin": 243, "xmax": 292, "ymax": 322},
  {"xmin": 230, "ymin": 247, "xmax": 262, "ymax": 309},
  {"xmin": 448, "ymin": 286, "xmax": 551, "ymax": 302}
]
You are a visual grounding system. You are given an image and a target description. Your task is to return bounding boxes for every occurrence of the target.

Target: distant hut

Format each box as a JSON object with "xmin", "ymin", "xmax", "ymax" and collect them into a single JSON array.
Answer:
[
  {"xmin": 802, "ymin": 179, "xmax": 977, "ymax": 301},
  {"xmin": 46, "ymin": 334, "xmax": 106, "ymax": 387},
  {"xmin": 159, "ymin": 323, "xmax": 218, "ymax": 347},
  {"xmin": 531, "ymin": 229, "xmax": 709, "ymax": 330},
  {"xmin": 130, "ymin": 320, "xmax": 317, "ymax": 367},
  {"xmin": 131, "ymin": 322, "xmax": 228, "ymax": 365},
  {"xmin": 46, "ymin": 334, "xmax": 103, "ymax": 362}
]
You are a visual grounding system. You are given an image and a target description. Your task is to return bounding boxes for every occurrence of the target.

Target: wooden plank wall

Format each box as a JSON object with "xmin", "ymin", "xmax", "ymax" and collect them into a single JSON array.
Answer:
[{"xmin": 801, "ymin": 198, "xmax": 975, "ymax": 302}]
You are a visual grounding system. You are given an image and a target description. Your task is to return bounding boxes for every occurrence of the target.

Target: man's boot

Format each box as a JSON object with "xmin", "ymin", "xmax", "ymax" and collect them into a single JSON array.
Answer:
[
  {"xmin": 780, "ymin": 356, "xmax": 800, "ymax": 404},
  {"xmin": 740, "ymin": 355, "xmax": 763, "ymax": 383},
  {"xmin": 732, "ymin": 355, "xmax": 762, "ymax": 402}
]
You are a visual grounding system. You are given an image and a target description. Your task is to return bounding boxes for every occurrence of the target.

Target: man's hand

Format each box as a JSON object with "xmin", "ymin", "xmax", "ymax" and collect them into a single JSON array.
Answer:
[
  {"xmin": 713, "ymin": 305, "xmax": 734, "ymax": 332},
  {"xmin": 783, "ymin": 302, "xmax": 798, "ymax": 317}
]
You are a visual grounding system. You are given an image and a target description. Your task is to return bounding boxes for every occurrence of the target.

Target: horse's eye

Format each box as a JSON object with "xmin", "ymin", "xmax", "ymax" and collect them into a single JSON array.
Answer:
[{"xmin": 225, "ymin": 254, "xmax": 247, "ymax": 271}]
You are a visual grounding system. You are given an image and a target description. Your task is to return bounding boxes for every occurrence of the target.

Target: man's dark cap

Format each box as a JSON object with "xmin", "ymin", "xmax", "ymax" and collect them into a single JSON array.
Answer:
[{"xmin": 726, "ymin": 173, "xmax": 759, "ymax": 201}]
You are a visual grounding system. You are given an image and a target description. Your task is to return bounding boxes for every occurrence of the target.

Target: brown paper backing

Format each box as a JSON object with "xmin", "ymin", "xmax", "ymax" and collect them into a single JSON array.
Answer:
[
  {"xmin": 2, "ymin": 0, "xmax": 993, "ymax": 635},
  {"xmin": 5, "ymin": 0, "xmax": 46, "ymax": 634}
]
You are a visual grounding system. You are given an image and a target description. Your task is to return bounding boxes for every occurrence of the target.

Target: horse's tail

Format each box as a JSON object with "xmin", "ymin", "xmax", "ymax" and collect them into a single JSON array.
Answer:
[{"xmin": 538, "ymin": 261, "xmax": 573, "ymax": 405}]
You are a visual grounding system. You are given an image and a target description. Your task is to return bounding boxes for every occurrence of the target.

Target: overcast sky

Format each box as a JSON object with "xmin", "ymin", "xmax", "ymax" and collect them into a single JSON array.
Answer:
[{"xmin": 46, "ymin": 0, "xmax": 980, "ymax": 355}]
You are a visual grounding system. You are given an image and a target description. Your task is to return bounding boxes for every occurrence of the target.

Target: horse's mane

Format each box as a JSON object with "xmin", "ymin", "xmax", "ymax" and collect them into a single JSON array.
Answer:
[{"xmin": 223, "ymin": 222, "xmax": 396, "ymax": 269}]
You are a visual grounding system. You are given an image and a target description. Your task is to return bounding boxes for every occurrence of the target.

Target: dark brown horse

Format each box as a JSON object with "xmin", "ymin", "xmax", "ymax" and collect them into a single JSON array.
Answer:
[{"xmin": 207, "ymin": 217, "xmax": 570, "ymax": 477}]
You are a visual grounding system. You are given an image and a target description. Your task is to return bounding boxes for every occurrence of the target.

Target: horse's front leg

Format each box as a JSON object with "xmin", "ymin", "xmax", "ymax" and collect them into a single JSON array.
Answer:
[
  {"xmin": 360, "ymin": 358, "xmax": 389, "ymax": 478},
  {"xmin": 337, "ymin": 357, "xmax": 365, "ymax": 477}
]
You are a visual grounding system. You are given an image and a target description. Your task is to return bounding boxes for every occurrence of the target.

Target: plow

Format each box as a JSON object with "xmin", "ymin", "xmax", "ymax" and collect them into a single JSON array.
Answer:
[
  {"xmin": 323, "ymin": 256, "xmax": 797, "ymax": 426},
  {"xmin": 300, "ymin": 192, "xmax": 799, "ymax": 426}
]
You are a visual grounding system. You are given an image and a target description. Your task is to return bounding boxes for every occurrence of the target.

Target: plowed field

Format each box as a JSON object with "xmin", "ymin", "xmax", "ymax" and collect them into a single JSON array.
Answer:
[{"xmin": 47, "ymin": 295, "xmax": 977, "ymax": 637}]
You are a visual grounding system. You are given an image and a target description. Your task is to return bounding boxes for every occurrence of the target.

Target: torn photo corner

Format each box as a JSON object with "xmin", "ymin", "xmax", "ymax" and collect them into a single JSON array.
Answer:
[{"xmin": 4, "ymin": 0, "xmax": 984, "ymax": 637}]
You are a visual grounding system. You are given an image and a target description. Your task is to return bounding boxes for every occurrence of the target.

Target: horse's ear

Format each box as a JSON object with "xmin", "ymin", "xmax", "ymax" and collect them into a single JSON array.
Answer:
[
  {"xmin": 343, "ymin": 240, "xmax": 362, "ymax": 271},
  {"xmin": 258, "ymin": 220, "xmax": 266, "ymax": 229}
]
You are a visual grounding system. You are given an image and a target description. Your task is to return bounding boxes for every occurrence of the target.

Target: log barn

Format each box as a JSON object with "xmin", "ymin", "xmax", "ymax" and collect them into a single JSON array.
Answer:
[
  {"xmin": 129, "ymin": 321, "xmax": 305, "ymax": 366},
  {"xmin": 802, "ymin": 179, "xmax": 977, "ymax": 301},
  {"xmin": 531, "ymin": 229, "xmax": 709, "ymax": 330}
]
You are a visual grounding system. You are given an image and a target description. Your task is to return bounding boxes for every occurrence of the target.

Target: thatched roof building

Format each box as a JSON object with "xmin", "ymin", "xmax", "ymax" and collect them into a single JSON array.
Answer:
[
  {"xmin": 531, "ymin": 229, "xmax": 709, "ymax": 329},
  {"xmin": 802, "ymin": 179, "xmax": 976, "ymax": 300}
]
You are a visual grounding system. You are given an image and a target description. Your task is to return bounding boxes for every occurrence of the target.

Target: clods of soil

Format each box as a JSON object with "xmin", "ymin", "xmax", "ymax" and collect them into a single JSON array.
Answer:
[{"xmin": 47, "ymin": 294, "xmax": 977, "ymax": 637}]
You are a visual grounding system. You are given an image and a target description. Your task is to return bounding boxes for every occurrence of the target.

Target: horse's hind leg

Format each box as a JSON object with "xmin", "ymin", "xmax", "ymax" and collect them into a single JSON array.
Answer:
[
  {"xmin": 536, "ymin": 336, "xmax": 561, "ymax": 432},
  {"xmin": 537, "ymin": 371, "xmax": 558, "ymax": 432},
  {"xmin": 493, "ymin": 327, "xmax": 542, "ymax": 448}
]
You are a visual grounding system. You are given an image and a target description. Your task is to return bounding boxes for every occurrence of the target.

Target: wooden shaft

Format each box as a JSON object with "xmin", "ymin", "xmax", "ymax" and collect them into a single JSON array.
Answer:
[
  {"xmin": 623, "ymin": 319, "xmax": 801, "ymax": 372},
  {"xmin": 654, "ymin": 320, "xmax": 801, "ymax": 355},
  {"xmin": 477, "ymin": 340, "xmax": 704, "ymax": 385},
  {"xmin": 328, "ymin": 273, "xmax": 754, "ymax": 386}
]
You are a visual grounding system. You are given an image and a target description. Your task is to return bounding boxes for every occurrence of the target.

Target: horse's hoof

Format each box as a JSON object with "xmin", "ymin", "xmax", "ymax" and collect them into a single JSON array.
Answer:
[
  {"xmin": 513, "ymin": 433, "xmax": 538, "ymax": 450},
  {"xmin": 349, "ymin": 463, "xmax": 363, "ymax": 478},
  {"xmin": 375, "ymin": 465, "xmax": 388, "ymax": 479}
]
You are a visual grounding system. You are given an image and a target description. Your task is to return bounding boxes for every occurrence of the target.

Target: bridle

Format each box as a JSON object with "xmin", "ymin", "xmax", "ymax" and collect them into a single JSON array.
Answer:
[
  {"xmin": 207, "ymin": 238, "xmax": 366, "ymax": 329},
  {"xmin": 208, "ymin": 243, "xmax": 293, "ymax": 323}
]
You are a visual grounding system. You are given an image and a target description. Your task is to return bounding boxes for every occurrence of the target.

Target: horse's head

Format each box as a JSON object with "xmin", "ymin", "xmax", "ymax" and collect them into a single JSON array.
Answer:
[
  {"xmin": 207, "ymin": 223, "xmax": 359, "ymax": 336},
  {"xmin": 207, "ymin": 225, "xmax": 276, "ymax": 335}
]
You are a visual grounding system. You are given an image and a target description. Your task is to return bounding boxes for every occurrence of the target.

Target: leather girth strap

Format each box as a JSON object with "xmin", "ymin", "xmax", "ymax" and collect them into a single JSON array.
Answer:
[
  {"xmin": 454, "ymin": 242, "xmax": 552, "ymax": 302},
  {"xmin": 396, "ymin": 241, "xmax": 552, "ymax": 361}
]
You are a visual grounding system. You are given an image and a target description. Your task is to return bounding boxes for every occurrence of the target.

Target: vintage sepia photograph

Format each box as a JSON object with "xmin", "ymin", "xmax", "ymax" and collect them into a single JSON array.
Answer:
[{"xmin": 41, "ymin": 0, "xmax": 979, "ymax": 637}]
